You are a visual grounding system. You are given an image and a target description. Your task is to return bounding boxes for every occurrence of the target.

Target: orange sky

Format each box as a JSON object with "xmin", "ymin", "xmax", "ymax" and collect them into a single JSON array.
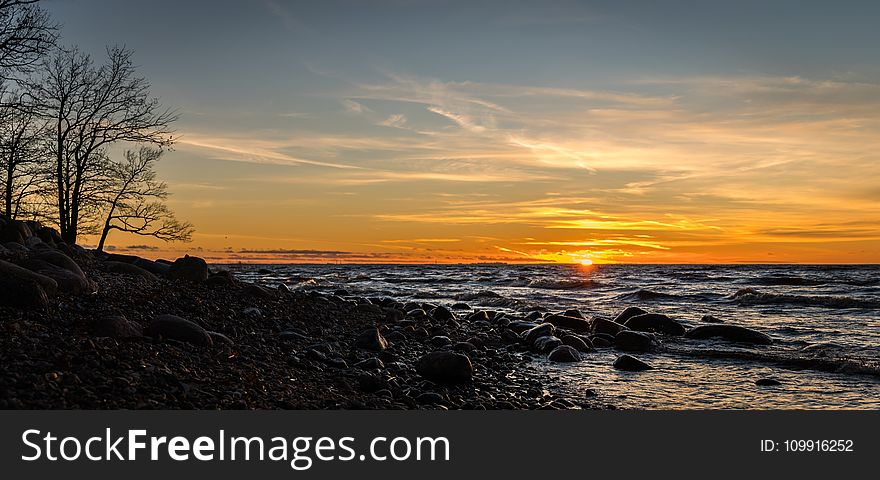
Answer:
[{"xmin": 63, "ymin": 3, "xmax": 880, "ymax": 265}]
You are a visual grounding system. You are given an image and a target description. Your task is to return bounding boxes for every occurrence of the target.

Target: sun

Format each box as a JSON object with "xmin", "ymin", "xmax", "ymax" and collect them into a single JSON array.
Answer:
[{"xmin": 579, "ymin": 258, "xmax": 594, "ymax": 266}]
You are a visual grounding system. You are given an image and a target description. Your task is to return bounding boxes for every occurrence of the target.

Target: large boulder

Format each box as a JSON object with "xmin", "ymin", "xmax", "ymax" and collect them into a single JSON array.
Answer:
[
  {"xmin": 522, "ymin": 322, "xmax": 555, "ymax": 344},
  {"xmin": 145, "ymin": 314, "xmax": 213, "ymax": 347},
  {"xmin": 0, "ymin": 219, "xmax": 31, "ymax": 244},
  {"xmin": 548, "ymin": 345, "xmax": 581, "ymax": 362},
  {"xmin": 613, "ymin": 354, "xmax": 653, "ymax": 371},
  {"xmin": 561, "ymin": 334, "xmax": 593, "ymax": 352},
  {"xmin": 104, "ymin": 261, "xmax": 158, "ymax": 281},
  {"xmin": 613, "ymin": 306, "xmax": 648, "ymax": 324},
  {"xmin": 17, "ymin": 258, "xmax": 94, "ymax": 294},
  {"xmin": 416, "ymin": 351, "xmax": 473, "ymax": 383},
  {"xmin": 614, "ymin": 330, "xmax": 657, "ymax": 352},
  {"xmin": 0, "ymin": 273, "xmax": 49, "ymax": 307},
  {"xmin": 532, "ymin": 335, "xmax": 563, "ymax": 353},
  {"xmin": 94, "ymin": 315, "xmax": 143, "ymax": 338},
  {"xmin": 685, "ymin": 325, "xmax": 772, "ymax": 345},
  {"xmin": 133, "ymin": 258, "xmax": 171, "ymax": 277},
  {"xmin": 591, "ymin": 317, "xmax": 627, "ymax": 336},
  {"xmin": 624, "ymin": 313, "xmax": 686, "ymax": 336},
  {"xmin": 32, "ymin": 250, "xmax": 87, "ymax": 279},
  {"xmin": 168, "ymin": 255, "xmax": 209, "ymax": 282},
  {"xmin": 0, "ymin": 259, "xmax": 57, "ymax": 297},
  {"xmin": 544, "ymin": 313, "xmax": 591, "ymax": 332}
]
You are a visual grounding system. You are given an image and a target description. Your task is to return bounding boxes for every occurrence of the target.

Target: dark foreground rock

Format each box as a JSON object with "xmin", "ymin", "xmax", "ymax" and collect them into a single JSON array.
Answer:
[
  {"xmin": 145, "ymin": 314, "xmax": 214, "ymax": 347},
  {"xmin": 168, "ymin": 255, "xmax": 209, "ymax": 282},
  {"xmin": 614, "ymin": 330, "xmax": 657, "ymax": 352},
  {"xmin": 685, "ymin": 325, "xmax": 772, "ymax": 345},
  {"xmin": 416, "ymin": 351, "xmax": 473, "ymax": 383},
  {"xmin": 548, "ymin": 345, "xmax": 581, "ymax": 362},
  {"xmin": 624, "ymin": 313, "xmax": 686, "ymax": 336},
  {"xmin": 613, "ymin": 354, "xmax": 653, "ymax": 371}
]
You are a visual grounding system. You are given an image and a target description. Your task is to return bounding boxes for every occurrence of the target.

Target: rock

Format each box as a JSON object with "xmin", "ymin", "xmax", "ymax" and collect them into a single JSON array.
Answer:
[
  {"xmin": 591, "ymin": 336, "xmax": 613, "ymax": 348},
  {"xmin": 452, "ymin": 341, "xmax": 477, "ymax": 353},
  {"xmin": 561, "ymin": 334, "xmax": 593, "ymax": 352},
  {"xmin": 104, "ymin": 261, "xmax": 158, "ymax": 281},
  {"xmin": 242, "ymin": 307, "xmax": 263, "ymax": 318},
  {"xmin": 451, "ymin": 302, "xmax": 471, "ymax": 310},
  {"xmin": 94, "ymin": 315, "xmax": 143, "ymax": 338},
  {"xmin": 701, "ymin": 315, "xmax": 723, "ymax": 323},
  {"xmin": 755, "ymin": 378, "xmax": 782, "ymax": 386},
  {"xmin": 685, "ymin": 325, "xmax": 772, "ymax": 345},
  {"xmin": 507, "ymin": 320, "xmax": 539, "ymax": 333},
  {"xmin": 145, "ymin": 314, "xmax": 213, "ymax": 347},
  {"xmin": 244, "ymin": 283, "xmax": 273, "ymax": 297},
  {"xmin": 523, "ymin": 322, "xmax": 556, "ymax": 344},
  {"xmin": 33, "ymin": 250, "xmax": 86, "ymax": 278},
  {"xmin": 591, "ymin": 317, "xmax": 627, "ymax": 336},
  {"xmin": 132, "ymin": 258, "xmax": 171, "ymax": 277},
  {"xmin": 613, "ymin": 306, "xmax": 648, "ymax": 324},
  {"xmin": 416, "ymin": 351, "xmax": 473, "ymax": 383},
  {"xmin": 614, "ymin": 330, "xmax": 657, "ymax": 352},
  {"xmin": 430, "ymin": 335, "xmax": 452, "ymax": 347},
  {"xmin": 432, "ymin": 306, "xmax": 455, "ymax": 321},
  {"xmin": 564, "ymin": 309, "xmax": 584, "ymax": 319},
  {"xmin": 466, "ymin": 310, "xmax": 490, "ymax": 322},
  {"xmin": 354, "ymin": 357, "xmax": 384, "ymax": 369},
  {"xmin": 167, "ymin": 255, "xmax": 209, "ymax": 282},
  {"xmin": 548, "ymin": 345, "xmax": 581, "ymax": 362},
  {"xmin": 544, "ymin": 314, "xmax": 591, "ymax": 332},
  {"xmin": 0, "ymin": 219, "xmax": 30, "ymax": 244},
  {"xmin": 613, "ymin": 354, "xmax": 653, "ymax": 371},
  {"xmin": 355, "ymin": 327, "xmax": 388, "ymax": 351},
  {"xmin": 357, "ymin": 373, "xmax": 389, "ymax": 393},
  {"xmin": 0, "ymin": 259, "xmax": 57, "ymax": 296},
  {"xmin": 18, "ymin": 258, "xmax": 94, "ymax": 294},
  {"xmin": 415, "ymin": 392, "xmax": 445, "ymax": 404},
  {"xmin": 0, "ymin": 274, "xmax": 48, "ymax": 307},
  {"xmin": 532, "ymin": 335, "xmax": 563, "ymax": 353},
  {"xmin": 206, "ymin": 271, "xmax": 237, "ymax": 287},
  {"xmin": 624, "ymin": 313, "xmax": 686, "ymax": 336},
  {"xmin": 208, "ymin": 331, "xmax": 235, "ymax": 346},
  {"xmin": 326, "ymin": 357, "xmax": 348, "ymax": 369}
]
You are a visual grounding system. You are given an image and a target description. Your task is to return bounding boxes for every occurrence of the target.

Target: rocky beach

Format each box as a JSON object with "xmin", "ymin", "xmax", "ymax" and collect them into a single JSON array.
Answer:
[{"xmin": 3, "ymin": 215, "xmax": 879, "ymax": 410}]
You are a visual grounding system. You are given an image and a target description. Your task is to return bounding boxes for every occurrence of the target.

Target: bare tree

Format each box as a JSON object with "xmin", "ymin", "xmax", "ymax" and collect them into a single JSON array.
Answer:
[
  {"xmin": 0, "ymin": 84, "xmax": 46, "ymax": 217},
  {"xmin": 0, "ymin": 0, "xmax": 57, "ymax": 78},
  {"xmin": 29, "ymin": 45, "xmax": 178, "ymax": 244},
  {"xmin": 96, "ymin": 146, "xmax": 193, "ymax": 252}
]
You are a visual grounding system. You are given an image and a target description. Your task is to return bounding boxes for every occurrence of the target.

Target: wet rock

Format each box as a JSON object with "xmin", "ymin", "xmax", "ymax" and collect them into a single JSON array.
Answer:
[
  {"xmin": 167, "ymin": 255, "xmax": 209, "ymax": 282},
  {"xmin": 451, "ymin": 302, "xmax": 471, "ymax": 310},
  {"xmin": 624, "ymin": 313, "xmax": 686, "ymax": 336},
  {"xmin": 94, "ymin": 315, "xmax": 143, "ymax": 338},
  {"xmin": 466, "ymin": 310, "xmax": 491, "ymax": 322},
  {"xmin": 591, "ymin": 336, "xmax": 613, "ymax": 348},
  {"xmin": 561, "ymin": 335, "xmax": 593, "ymax": 352},
  {"xmin": 532, "ymin": 335, "xmax": 563, "ymax": 353},
  {"xmin": 613, "ymin": 306, "xmax": 647, "ymax": 325},
  {"xmin": 614, "ymin": 330, "xmax": 657, "ymax": 352},
  {"xmin": 548, "ymin": 345, "xmax": 581, "ymax": 362},
  {"xmin": 564, "ymin": 309, "xmax": 584, "ymax": 319},
  {"xmin": 523, "ymin": 322, "xmax": 556, "ymax": 344},
  {"xmin": 591, "ymin": 317, "xmax": 627, "ymax": 336},
  {"xmin": 701, "ymin": 315, "xmax": 723, "ymax": 323},
  {"xmin": 416, "ymin": 351, "xmax": 473, "ymax": 383},
  {"xmin": 508, "ymin": 320, "xmax": 539, "ymax": 333},
  {"xmin": 104, "ymin": 261, "xmax": 158, "ymax": 281},
  {"xmin": 326, "ymin": 357, "xmax": 348, "ymax": 369},
  {"xmin": 355, "ymin": 327, "xmax": 388, "ymax": 351},
  {"xmin": 755, "ymin": 378, "xmax": 782, "ymax": 386},
  {"xmin": 685, "ymin": 325, "xmax": 772, "ymax": 345},
  {"xmin": 544, "ymin": 313, "xmax": 591, "ymax": 332},
  {"xmin": 206, "ymin": 271, "xmax": 237, "ymax": 287},
  {"xmin": 613, "ymin": 354, "xmax": 653, "ymax": 371},
  {"xmin": 145, "ymin": 314, "xmax": 213, "ymax": 347},
  {"xmin": 430, "ymin": 335, "xmax": 452, "ymax": 347}
]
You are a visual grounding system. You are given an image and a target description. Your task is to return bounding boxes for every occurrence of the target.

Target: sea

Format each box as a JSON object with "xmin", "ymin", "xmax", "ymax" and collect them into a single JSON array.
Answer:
[{"xmin": 226, "ymin": 263, "xmax": 880, "ymax": 410}]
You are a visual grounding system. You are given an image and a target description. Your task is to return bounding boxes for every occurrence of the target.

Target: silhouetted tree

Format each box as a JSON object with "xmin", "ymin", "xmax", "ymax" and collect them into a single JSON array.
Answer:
[
  {"xmin": 0, "ymin": 0, "xmax": 57, "ymax": 78},
  {"xmin": 96, "ymin": 146, "xmax": 193, "ymax": 251},
  {"xmin": 28, "ymin": 45, "xmax": 177, "ymax": 244},
  {"xmin": 0, "ymin": 85, "xmax": 45, "ymax": 217}
]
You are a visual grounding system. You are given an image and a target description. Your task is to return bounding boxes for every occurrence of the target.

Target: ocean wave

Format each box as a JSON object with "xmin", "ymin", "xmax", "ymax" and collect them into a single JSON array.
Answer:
[
  {"xmin": 617, "ymin": 289, "xmax": 681, "ymax": 302},
  {"xmin": 751, "ymin": 276, "xmax": 826, "ymax": 286},
  {"xmin": 730, "ymin": 288, "xmax": 880, "ymax": 309},
  {"xmin": 454, "ymin": 290, "xmax": 537, "ymax": 310},
  {"xmin": 666, "ymin": 346, "xmax": 880, "ymax": 377},
  {"xmin": 527, "ymin": 278, "xmax": 601, "ymax": 290}
]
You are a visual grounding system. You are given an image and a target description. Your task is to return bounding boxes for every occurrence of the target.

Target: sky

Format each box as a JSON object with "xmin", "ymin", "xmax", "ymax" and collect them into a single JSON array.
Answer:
[{"xmin": 43, "ymin": 0, "xmax": 880, "ymax": 264}]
